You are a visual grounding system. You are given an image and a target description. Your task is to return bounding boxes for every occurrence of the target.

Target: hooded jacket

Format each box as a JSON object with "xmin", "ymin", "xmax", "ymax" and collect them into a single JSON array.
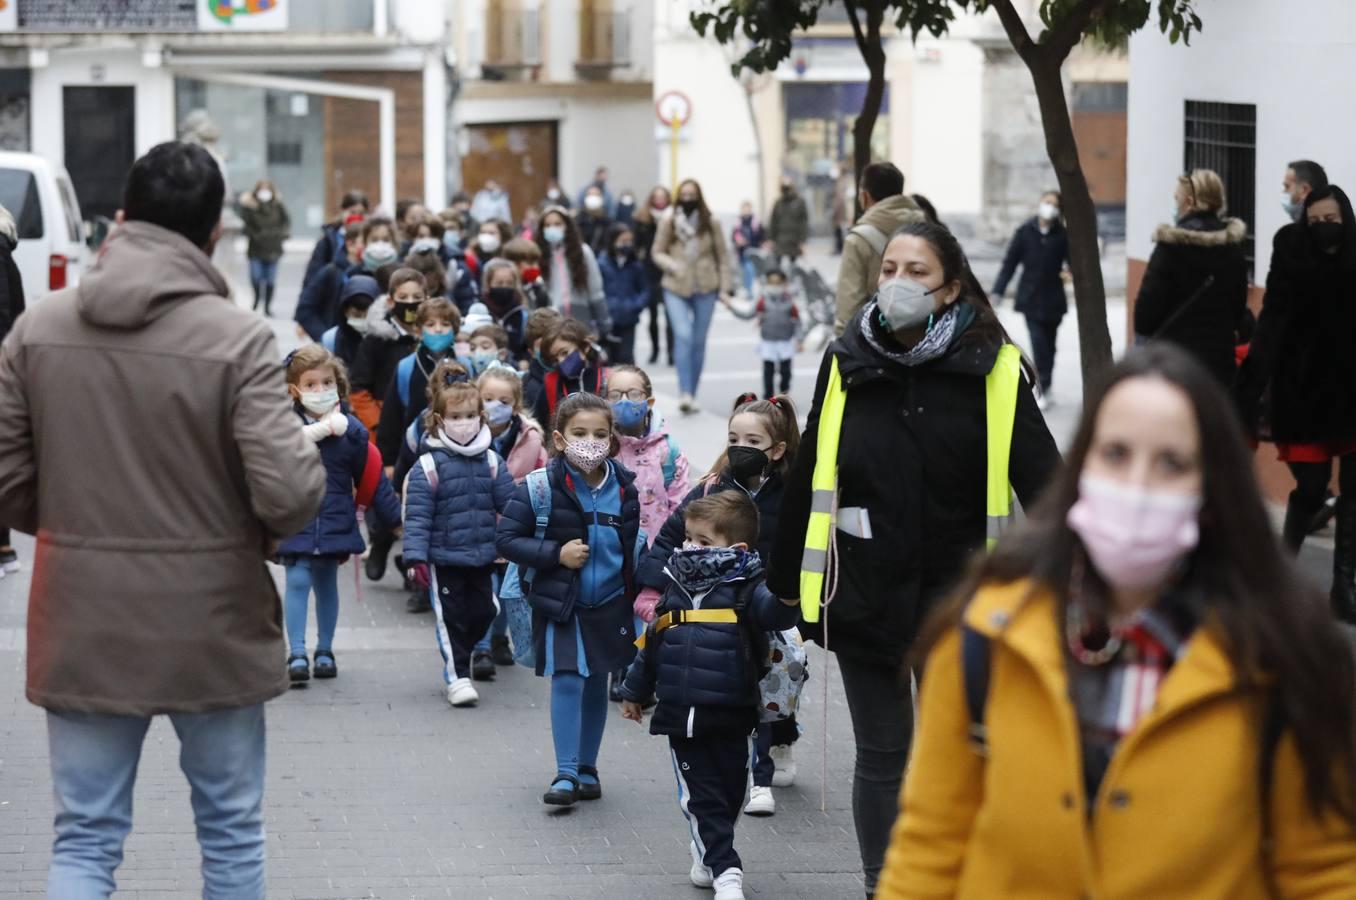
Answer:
[
  {"xmin": 766, "ymin": 302, "xmax": 1061, "ymax": 667},
  {"xmin": 349, "ymin": 305, "xmax": 418, "ymax": 431},
  {"xmin": 238, "ymin": 195, "xmax": 290, "ymax": 262},
  {"xmin": 401, "ymin": 426, "xmax": 516, "ymax": 568},
  {"xmin": 768, "ymin": 189, "xmax": 810, "ymax": 258},
  {"xmin": 1133, "ymin": 214, "xmax": 1249, "ymax": 385},
  {"xmin": 0, "ymin": 221, "xmax": 325, "ymax": 716},
  {"xmin": 616, "ymin": 410, "xmax": 691, "ymax": 543},
  {"xmin": 835, "ymin": 194, "xmax": 928, "ymax": 333}
]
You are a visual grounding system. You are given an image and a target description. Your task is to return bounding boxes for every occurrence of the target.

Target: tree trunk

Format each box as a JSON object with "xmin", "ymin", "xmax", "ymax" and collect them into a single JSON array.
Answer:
[
  {"xmin": 849, "ymin": 1, "xmax": 886, "ymax": 220},
  {"xmin": 1025, "ymin": 55, "xmax": 1114, "ymax": 390}
]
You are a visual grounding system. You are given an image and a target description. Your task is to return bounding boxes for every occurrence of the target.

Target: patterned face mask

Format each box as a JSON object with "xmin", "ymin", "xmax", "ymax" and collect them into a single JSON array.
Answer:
[
  {"xmin": 563, "ymin": 438, "xmax": 610, "ymax": 473},
  {"xmin": 668, "ymin": 546, "xmax": 755, "ymax": 594}
]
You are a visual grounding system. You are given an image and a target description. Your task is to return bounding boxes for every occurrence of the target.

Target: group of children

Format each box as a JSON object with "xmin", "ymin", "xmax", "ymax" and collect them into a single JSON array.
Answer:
[{"xmin": 278, "ymin": 282, "xmax": 808, "ymax": 896}]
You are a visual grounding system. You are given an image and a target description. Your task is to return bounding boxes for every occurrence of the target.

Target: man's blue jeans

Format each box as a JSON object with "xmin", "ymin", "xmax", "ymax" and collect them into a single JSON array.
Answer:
[{"xmin": 46, "ymin": 703, "xmax": 268, "ymax": 899}]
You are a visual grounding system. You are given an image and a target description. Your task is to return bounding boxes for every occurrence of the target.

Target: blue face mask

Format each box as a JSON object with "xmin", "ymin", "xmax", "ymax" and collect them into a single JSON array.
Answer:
[
  {"xmin": 443, "ymin": 230, "xmax": 462, "ymax": 251},
  {"xmin": 612, "ymin": 397, "xmax": 648, "ymax": 429},
  {"xmin": 422, "ymin": 331, "xmax": 456, "ymax": 354},
  {"xmin": 484, "ymin": 399, "xmax": 514, "ymax": 428},
  {"xmin": 558, "ymin": 350, "xmax": 586, "ymax": 379},
  {"xmin": 469, "ymin": 350, "xmax": 499, "ymax": 375}
]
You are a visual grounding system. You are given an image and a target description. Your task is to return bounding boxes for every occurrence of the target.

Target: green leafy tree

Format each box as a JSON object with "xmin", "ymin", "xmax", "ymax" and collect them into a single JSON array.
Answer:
[{"xmin": 693, "ymin": 0, "xmax": 1203, "ymax": 385}]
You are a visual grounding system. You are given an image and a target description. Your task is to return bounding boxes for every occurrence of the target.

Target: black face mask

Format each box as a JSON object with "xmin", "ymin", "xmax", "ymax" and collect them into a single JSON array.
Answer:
[
  {"xmin": 728, "ymin": 445, "xmax": 770, "ymax": 483},
  {"xmin": 394, "ymin": 302, "xmax": 421, "ymax": 326},
  {"xmin": 1311, "ymin": 221, "xmax": 1345, "ymax": 253},
  {"xmin": 680, "ymin": 199, "xmax": 700, "ymax": 215},
  {"xmin": 485, "ymin": 286, "xmax": 520, "ymax": 314},
  {"xmin": 614, "ymin": 244, "xmax": 635, "ymax": 259}
]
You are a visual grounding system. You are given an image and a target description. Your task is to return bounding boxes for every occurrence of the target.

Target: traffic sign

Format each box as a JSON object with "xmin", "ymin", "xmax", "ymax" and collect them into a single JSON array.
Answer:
[{"xmin": 655, "ymin": 90, "xmax": 693, "ymax": 127}]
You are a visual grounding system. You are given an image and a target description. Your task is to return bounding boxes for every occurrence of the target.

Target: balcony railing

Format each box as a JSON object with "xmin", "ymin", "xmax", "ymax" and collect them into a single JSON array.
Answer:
[
  {"xmin": 577, "ymin": 6, "xmax": 631, "ymax": 71},
  {"xmin": 483, "ymin": 5, "xmax": 542, "ymax": 69}
]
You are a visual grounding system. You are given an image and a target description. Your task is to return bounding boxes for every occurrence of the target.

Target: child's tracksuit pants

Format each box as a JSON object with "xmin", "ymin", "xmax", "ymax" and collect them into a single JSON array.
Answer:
[
  {"xmin": 669, "ymin": 732, "xmax": 755, "ymax": 877},
  {"xmin": 431, "ymin": 564, "xmax": 498, "ymax": 681}
]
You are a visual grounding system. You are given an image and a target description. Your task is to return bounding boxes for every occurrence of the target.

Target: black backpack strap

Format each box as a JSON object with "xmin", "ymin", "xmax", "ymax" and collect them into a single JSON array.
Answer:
[{"xmin": 960, "ymin": 625, "xmax": 992, "ymax": 757}]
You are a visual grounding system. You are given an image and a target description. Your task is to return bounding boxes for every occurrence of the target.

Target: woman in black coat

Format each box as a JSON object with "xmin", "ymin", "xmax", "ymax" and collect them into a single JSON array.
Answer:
[
  {"xmin": 1133, "ymin": 169, "xmax": 1249, "ymax": 386},
  {"xmin": 992, "ymin": 190, "xmax": 1069, "ymax": 401},
  {"xmin": 1237, "ymin": 184, "xmax": 1356, "ymax": 622},
  {"xmin": 766, "ymin": 220, "xmax": 1060, "ymax": 896}
]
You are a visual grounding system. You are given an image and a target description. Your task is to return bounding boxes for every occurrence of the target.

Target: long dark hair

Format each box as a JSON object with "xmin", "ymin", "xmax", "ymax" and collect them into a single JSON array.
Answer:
[
  {"xmin": 705, "ymin": 393, "xmax": 800, "ymax": 482},
  {"xmin": 675, "ymin": 178, "xmax": 715, "ymax": 237},
  {"xmin": 923, "ymin": 344, "xmax": 1356, "ymax": 824},
  {"xmin": 534, "ymin": 206, "xmax": 588, "ymax": 291},
  {"xmin": 1300, "ymin": 184, "xmax": 1356, "ymax": 271}
]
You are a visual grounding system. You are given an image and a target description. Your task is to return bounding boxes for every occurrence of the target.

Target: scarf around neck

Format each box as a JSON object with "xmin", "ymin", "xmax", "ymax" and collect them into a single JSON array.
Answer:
[{"xmin": 860, "ymin": 299, "xmax": 961, "ymax": 367}]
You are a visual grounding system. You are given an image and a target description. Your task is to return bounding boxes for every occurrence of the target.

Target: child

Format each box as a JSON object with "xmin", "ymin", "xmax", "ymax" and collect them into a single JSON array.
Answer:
[
  {"xmin": 532, "ymin": 318, "xmax": 608, "ymax": 430},
  {"xmin": 756, "ymin": 269, "xmax": 803, "ymax": 399},
  {"xmin": 402, "ymin": 363, "xmax": 516, "ymax": 707},
  {"xmin": 430, "ymin": 210, "xmax": 480, "ymax": 312},
  {"xmin": 522, "ymin": 308, "xmax": 564, "ymax": 411},
  {"xmin": 495, "ymin": 393, "xmax": 642, "ymax": 806},
  {"xmin": 377, "ymin": 297, "xmax": 463, "ymax": 475},
  {"xmin": 321, "ymin": 274, "xmax": 379, "ymax": 369},
  {"xmin": 598, "ymin": 224, "xmax": 649, "ymax": 364},
  {"xmin": 350, "ymin": 267, "xmax": 426, "ymax": 433},
  {"xmin": 404, "ymin": 250, "xmax": 449, "ymax": 303},
  {"xmin": 470, "ymin": 367, "xmax": 550, "ymax": 676},
  {"xmin": 465, "ymin": 324, "xmax": 515, "ymax": 378},
  {"xmin": 618, "ymin": 492, "xmax": 799, "ymax": 900},
  {"xmin": 637, "ymin": 394, "xmax": 803, "ymax": 813},
  {"xmin": 279, "ymin": 345, "xmax": 401, "ymax": 683},
  {"xmin": 504, "ymin": 237, "xmax": 551, "ymax": 311},
  {"xmin": 480, "ymin": 257, "xmax": 530, "ymax": 361},
  {"xmin": 295, "ymin": 225, "xmax": 363, "ymax": 341}
]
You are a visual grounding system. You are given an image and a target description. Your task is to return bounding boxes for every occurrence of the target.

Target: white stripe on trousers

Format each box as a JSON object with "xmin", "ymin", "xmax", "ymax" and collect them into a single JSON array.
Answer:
[
  {"xmin": 428, "ymin": 568, "xmax": 456, "ymax": 685},
  {"xmin": 667, "ymin": 735, "xmax": 756, "ymax": 871}
]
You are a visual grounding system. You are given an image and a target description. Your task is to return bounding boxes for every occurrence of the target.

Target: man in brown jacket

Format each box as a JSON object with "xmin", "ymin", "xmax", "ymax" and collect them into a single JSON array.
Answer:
[
  {"xmin": 834, "ymin": 162, "xmax": 926, "ymax": 334},
  {"xmin": 0, "ymin": 142, "xmax": 324, "ymax": 897}
]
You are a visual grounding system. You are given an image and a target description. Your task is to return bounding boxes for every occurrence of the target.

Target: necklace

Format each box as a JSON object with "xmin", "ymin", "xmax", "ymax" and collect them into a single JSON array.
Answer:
[{"xmin": 1065, "ymin": 553, "xmax": 1123, "ymax": 666}]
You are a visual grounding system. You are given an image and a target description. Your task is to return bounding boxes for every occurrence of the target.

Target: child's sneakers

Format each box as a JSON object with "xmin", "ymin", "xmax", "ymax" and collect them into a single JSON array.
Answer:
[
  {"xmin": 490, "ymin": 634, "xmax": 515, "ymax": 667},
  {"xmin": 712, "ymin": 867, "xmax": 745, "ymax": 900},
  {"xmin": 447, "ymin": 677, "xmax": 479, "ymax": 707},
  {"xmin": 688, "ymin": 841, "xmax": 714, "ymax": 888},
  {"xmin": 470, "ymin": 650, "xmax": 496, "ymax": 681},
  {"xmin": 770, "ymin": 744, "xmax": 796, "ymax": 787},
  {"xmin": 744, "ymin": 785, "xmax": 775, "ymax": 816}
]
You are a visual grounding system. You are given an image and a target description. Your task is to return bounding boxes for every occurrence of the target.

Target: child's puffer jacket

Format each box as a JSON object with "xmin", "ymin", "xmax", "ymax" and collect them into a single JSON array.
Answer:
[
  {"xmin": 495, "ymin": 457, "xmax": 641, "ymax": 622},
  {"xmin": 279, "ymin": 412, "xmax": 401, "ymax": 558},
  {"xmin": 616, "ymin": 411, "xmax": 690, "ymax": 545},
  {"xmin": 502, "ymin": 413, "xmax": 549, "ymax": 482},
  {"xmin": 618, "ymin": 560, "xmax": 799, "ymax": 737},
  {"xmin": 402, "ymin": 427, "xmax": 515, "ymax": 567}
]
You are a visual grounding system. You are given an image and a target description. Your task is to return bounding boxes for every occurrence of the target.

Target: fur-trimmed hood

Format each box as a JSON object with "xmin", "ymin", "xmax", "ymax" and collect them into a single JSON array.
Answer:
[{"xmin": 1152, "ymin": 216, "xmax": 1248, "ymax": 247}]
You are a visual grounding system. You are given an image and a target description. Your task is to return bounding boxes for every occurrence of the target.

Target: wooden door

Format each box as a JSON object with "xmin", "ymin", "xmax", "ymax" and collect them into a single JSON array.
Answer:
[{"xmin": 461, "ymin": 121, "xmax": 557, "ymax": 224}]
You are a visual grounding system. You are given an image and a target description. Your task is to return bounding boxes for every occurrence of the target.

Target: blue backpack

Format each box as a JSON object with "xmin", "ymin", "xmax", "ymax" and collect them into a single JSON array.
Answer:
[
  {"xmin": 498, "ymin": 468, "xmax": 553, "ymax": 667},
  {"xmin": 659, "ymin": 436, "xmax": 681, "ymax": 488},
  {"xmin": 321, "ymin": 325, "xmax": 338, "ymax": 354},
  {"xmin": 396, "ymin": 353, "xmax": 419, "ymax": 408}
]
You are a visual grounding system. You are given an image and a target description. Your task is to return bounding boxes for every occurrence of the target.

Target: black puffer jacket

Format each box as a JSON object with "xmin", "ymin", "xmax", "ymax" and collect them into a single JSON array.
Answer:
[
  {"xmin": 766, "ymin": 303, "xmax": 1061, "ymax": 668},
  {"xmin": 619, "ymin": 564, "xmax": 798, "ymax": 737},
  {"xmin": 1237, "ymin": 223, "xmax": 1356, "ymax": 443},
  {"xmin": 1133, "ymin": 214, "xmax": 1249, "ymax": 386},
  {"xmin": 992, "ymin": 217, "xmax": 1069, "ymax": 320}
]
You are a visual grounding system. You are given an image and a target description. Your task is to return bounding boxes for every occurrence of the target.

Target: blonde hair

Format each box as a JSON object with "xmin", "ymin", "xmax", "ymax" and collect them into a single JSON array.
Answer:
[
  {"xmin": 1179, "ymin": 169, "xmax": 1226, "ymax": 215},
  {"xmin": 479, "ymin": 367, "xmax": 526, "ymax": 413},
  {"xmin": 423, "ymin": 358, "xmax": 477, "ymax": 432},
  {"xmin": 285, "ymin": 344, "xmax": 350, "ymax": 400}
]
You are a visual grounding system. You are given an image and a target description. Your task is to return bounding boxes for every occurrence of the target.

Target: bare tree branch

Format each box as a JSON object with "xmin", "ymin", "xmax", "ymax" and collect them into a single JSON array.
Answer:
[
  {"xmin": 990, "ymin": 0, "xmax": 1035, "ymax": 62},
  {"xmin": 844, "ymin": 0, "xmax": 871, "ymax": 60}
]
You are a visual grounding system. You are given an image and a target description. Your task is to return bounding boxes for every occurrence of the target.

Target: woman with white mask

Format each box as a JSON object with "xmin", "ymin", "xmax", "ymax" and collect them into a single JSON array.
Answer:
[{"xmin": 875, "ymin": 343, "xmax": 1356, "ymax": 899}]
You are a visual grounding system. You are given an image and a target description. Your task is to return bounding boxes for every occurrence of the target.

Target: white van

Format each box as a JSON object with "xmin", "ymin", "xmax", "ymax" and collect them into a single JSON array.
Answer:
[{"xmin": 0, "ymin": 152, "xmax": 87, "ymax": 301}]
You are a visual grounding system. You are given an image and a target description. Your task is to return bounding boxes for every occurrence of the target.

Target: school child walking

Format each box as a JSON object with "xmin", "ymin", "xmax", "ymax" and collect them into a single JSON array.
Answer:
[
  {"xmin": 279, "ymin": 345, "xmax": 402, "ymax": 683},
  {"xmin": 756, "ymin": 268, "xmax": 803, "ymax": 399},
  {"xmin": 522, "ymin": 308, "xmax": 564, "ymax": 413},
  {"xmin": 531, "ymin": 318, "xmax": 609, "ymax": 430},
  {"xmin": 618, "ymin": 492, "xmax": 800, "ymax": 900},
  {"xmin": 469, "ymin": 367, "xmax": 550, "ymax": 678},
  {"xmin": 638, "ymin": 394, "xmax": 805, "ymax": 814},
  {"xmin": 402, "ymin": 364, "xmax": 516, "ymax": 707},
  {"xmin": 496, "ymin": 393, "xmax": 643, "ymax": 806}
]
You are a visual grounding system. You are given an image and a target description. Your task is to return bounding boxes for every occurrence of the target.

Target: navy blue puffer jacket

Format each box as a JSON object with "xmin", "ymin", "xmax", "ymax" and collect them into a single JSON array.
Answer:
[
  {"xmin": 619, "ymin": 559, "xmax": 799, "ymax": 738},
  {"xmin": 495, "ymin": 457, "xmax": 641, "ymax": 622},
  {"xmin": 278, "ymin": 412, "xmax": 401, "ymax": 559},
  {"xmin": 402, "ymin": 430, "xmax": 516, "ymax": 567}
]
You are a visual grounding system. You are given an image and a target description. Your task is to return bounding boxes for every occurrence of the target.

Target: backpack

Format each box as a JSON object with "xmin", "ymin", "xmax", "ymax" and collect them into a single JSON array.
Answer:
[
  {"xmin": 397, "ymin": 353, "xmax": 419, "ymax": 409},
  {"xmin": 321, "ymin": 325, "xmax": 338, "ymax": 354},
  {"xmin": 849, "ymin": 222, "xmax": 889, "ymax": 256},
  {"xmin": 660, "ymin": 436, "xmax": 681, "ymax": 488},
  {"xmin": 498, "ymin": 467, "xmax": 554, "ymax": 667},
  {"xmin": 414, "ymin": 447, "xmax": 501, "ymax": 493}
]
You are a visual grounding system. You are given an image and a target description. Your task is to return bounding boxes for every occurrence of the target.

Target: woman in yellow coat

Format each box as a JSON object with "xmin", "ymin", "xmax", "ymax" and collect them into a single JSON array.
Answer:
[{"xmin": 877, "ymin": 344, "xmax": 1356, "ymax": 899}]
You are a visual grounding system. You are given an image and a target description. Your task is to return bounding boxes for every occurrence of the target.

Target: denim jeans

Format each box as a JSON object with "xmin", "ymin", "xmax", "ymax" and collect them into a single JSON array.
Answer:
[
  {"xmin": 740, "ymin": 257, "xmax": 758, "ymax": 298},
  {"xmin": 663, "ymin": 290, "xmax": 718, "ymax": 397},
  {"xmin": 837, "ymin": 655, "xmax": 916, "ymax": 894},
  {"xmin": 46, "ymin": 704, "xmax": 268, "ymax": 899},
  {"xmin": 283, "ymin": 557, "xmax": 341, "ymax": 657},
  {"xmin": 247, "ymin": 257, "xmax": 279, "ymax": 288}
]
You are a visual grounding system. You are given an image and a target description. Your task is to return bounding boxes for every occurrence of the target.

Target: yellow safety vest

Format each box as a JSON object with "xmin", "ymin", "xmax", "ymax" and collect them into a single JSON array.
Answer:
[{"xmin": 798, "ymin": 343, "xmax": 1022, "ymax": 623}]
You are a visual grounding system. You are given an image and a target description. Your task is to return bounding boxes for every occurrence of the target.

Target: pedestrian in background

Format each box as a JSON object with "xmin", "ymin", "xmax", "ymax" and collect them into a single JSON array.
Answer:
[
  {"xmin": 576, "ymin": 166, "xmax": 615, "ymax": 218},
  {"xmin": 756, "ymin": 268, "xmax": 802, "ymax": 399},
  {"xmin": 237, "ymin": 179, "xmax": 289, "ymax": 316},
  {"xmin": 651, "ymin": 178, "xmax": 734, "ymax": 414},
  {"xmin": 876, "ymin": 344, "xmax": 1356, "ymax": 899},
  {"xmin": 1282, "ymin": 159, "xmax": 1328, "ymax": 223},
  {"xmin": 0, "ymin": 140, "xmax": 324, "ymax": 897},
  {"xmin": 470, "ymin": 179, "xmax": 512, "ymax": 227},
  {"xmin": 766, "ymin": 177, "xmax": 809, "ymax": 265},
  {"xmin": 632, "ymin": 185, "xmax": 673, "ymax": 365},
  {"xmin": 0, "ymin": 202, "xmax": 24, "ymax": 582},
  {"xmin": 302, "ymin": 189, "xmax": 367, "ymax": 289},
  {"xmin": 598, "ymin": 223, "xmax": 649, "ymax": 364},
  {"xmin": 1238, "ymin": 184, "xmax": 1356, "ymax": 623},
  {"xmin": 992, "ymin": 190, "xmax": 1070, "ymax": 408},
  {"xmin": 1133, "ymin": 168, "xmax": 1249, "ymax": 387},
  {"xmin": 577, "ymin": 184, "xmax": 614, "ymax": 254},
  {"xmin": 535, "ymin": 205, "xmax": 612, "ymax": 340},
  {"xmin": 831, "ymin": 163, "xmax": 852, "ymax": 255},
  {"xmin": 834, "ymin": 162, "xmax": 926, "ymax": 333},
  {"xmin": 541, "ymin": 177, "xmax": 572, "ymax": 212},
  {"xmin": 732, "ymin": 201, "xmax": 767, "ymax": 299}
]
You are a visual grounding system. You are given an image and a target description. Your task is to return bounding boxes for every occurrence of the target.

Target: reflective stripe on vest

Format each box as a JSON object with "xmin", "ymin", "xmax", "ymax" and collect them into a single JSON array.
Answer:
[{"xmin": 798, "ymin": 344, "xmax": 1022, "ymax": 622}]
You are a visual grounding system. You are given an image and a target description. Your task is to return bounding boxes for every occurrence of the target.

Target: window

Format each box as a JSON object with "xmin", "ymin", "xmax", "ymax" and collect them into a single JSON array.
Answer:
[
  {"xmin": 268, "ymin": 142, "xmax": 303, "ymax": 165},
  {"xmin": 0, "ymin": 168, "xmax": 42, "ymax": 239},
  {"xmin": 1184, "ymin": 100, "xmax": 1256, "ymax": 271}
]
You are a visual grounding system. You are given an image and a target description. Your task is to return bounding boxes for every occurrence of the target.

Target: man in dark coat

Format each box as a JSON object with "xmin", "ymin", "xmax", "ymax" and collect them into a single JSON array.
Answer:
[{"xmin": 767, "ymin": 178, "xmax": 809, "ymax": 263}]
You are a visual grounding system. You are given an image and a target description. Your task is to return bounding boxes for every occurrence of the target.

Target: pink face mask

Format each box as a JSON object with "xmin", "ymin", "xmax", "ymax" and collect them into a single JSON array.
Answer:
[
  {"xmin": 442, "ymin": 418, "xmax": 481, "ymax": 446},
  {"xmin": 1066, "ymin": 473, "xmax": 1201, "ymax": 592},
  {"xmin": 563, "ymin": 438, "xmax": 610, "ymax": 473}
]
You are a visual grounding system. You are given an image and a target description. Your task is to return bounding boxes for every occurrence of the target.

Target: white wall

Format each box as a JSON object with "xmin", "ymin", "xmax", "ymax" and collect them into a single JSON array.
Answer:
[
  {"xmin": 31, "ymin": 47, "xmax": 174, "ymax": 165},
  {"xmin": 909, "ymin": 36, "xmax": 985, "ymax": 218},
  {"xmin": 1127, "ymin": 0, "xmax": 1356, "ymax": 277}
]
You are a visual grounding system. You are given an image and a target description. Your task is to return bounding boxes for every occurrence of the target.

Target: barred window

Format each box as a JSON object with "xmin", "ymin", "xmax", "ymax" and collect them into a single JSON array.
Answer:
[{"xmin": 1184, "ymin": 100, "xmax": 1256, "ymax": 274}]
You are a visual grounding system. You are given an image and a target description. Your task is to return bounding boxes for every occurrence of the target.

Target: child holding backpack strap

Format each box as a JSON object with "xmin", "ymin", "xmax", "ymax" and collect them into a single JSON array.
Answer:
[
  {"xmin": 402, "ymin": 370, "xmax": 515, "ymax": 708},
  {"xmin": 495, "ymin": 393, "xmax": 644, "ymax": 807}
]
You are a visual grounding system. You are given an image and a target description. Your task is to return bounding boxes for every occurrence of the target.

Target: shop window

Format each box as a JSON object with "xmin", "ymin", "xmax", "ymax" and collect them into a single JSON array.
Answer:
[
  {"xmin": 1184, "ymin": 99, "xmax": 1256, "ymax": 272},
  {"xmin": 268, "ymin": 141, "xmax": 303, "ymax": 166}
]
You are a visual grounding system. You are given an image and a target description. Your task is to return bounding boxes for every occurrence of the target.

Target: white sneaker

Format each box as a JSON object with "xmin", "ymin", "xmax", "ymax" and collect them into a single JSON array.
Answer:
[
  {"xmin": 744, "ymin": 784, "xmax": 775, "ymax": 816},
  {"xmin": 447, "ymin": 677, "xmax": 479, "ymax": 707},
  {"xmin": 770, "ymin": 744, "xmax": 796, "ymax": 787},
  {"xmin": 713, "ymin": 867, "xmax": 746, "ymax": 900},
  {"xmin": 678, "ymin": 393, "xmax": 694, "ymax": 414},
  {"xmin": 688, "ymin": 396, "xmax": 702, "ymax": 413},
  {"xmin": 688, "ymin": 841, "xmax": 713, "ymax": 888}
]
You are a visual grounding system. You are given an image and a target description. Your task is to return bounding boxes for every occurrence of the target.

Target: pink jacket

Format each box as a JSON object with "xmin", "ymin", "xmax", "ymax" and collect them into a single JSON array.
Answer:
[
  {"xmin": 503, "ymin": 414, "xmax": 548, "ymax": 483},
  {"xmin": 616, "ymin": 412, "xmax": 691, "ymax": 547}
]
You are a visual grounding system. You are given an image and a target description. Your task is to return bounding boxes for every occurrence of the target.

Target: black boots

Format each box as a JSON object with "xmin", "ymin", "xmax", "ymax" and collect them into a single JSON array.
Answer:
[
  {"xmin": 1331, "ymin": 497, "xmax": 1356, "ymax": 624},
  {"xmin": 1282, "ymin": 490, "xmax": 1317, "ymax": 553}
]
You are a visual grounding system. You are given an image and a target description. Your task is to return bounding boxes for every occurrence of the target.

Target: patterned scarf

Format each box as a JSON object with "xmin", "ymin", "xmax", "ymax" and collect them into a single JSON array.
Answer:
[
  {"xmin": 668, "ymin": 546, "xmax": 757, "ymax": 596},
  {"xmin": 860, "ymin": 299, "xmax": 960, "ymax": 367}
]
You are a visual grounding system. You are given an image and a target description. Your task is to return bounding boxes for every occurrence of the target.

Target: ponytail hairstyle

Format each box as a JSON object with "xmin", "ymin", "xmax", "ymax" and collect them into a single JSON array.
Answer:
[
  {"xmin": 284, "ymin": 343, "xmax": 351, "ymax": 402},
  {"xmin": 706, "ymin": 393, "xmax": 801, "ymax": 481},
  {"xmin": 550, "ymin": 391, "xmax": 620, "ymax": 458},
  {"xmin": 422, "ymin": 358, "xmax": 473, "ymax": 432}
]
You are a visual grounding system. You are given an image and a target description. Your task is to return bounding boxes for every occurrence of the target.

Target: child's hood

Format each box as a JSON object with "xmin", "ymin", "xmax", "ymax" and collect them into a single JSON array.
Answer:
[
  {"xmin": 364, "ymin": 299, "xmax": 405, "ymax": 341},
  {"xmin": 77, "ymin": 221, "xmax": 231, "ymax": 329}
]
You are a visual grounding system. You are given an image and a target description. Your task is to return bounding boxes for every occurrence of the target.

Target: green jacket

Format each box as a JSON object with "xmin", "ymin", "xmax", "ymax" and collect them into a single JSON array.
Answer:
[
  {"xmin": 768, "ymin": 192, "xmax": 809, "ymax": 258},
  {"xmin": 239, "ymin": 198, "xmax": 290, "ymax": 262}
]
